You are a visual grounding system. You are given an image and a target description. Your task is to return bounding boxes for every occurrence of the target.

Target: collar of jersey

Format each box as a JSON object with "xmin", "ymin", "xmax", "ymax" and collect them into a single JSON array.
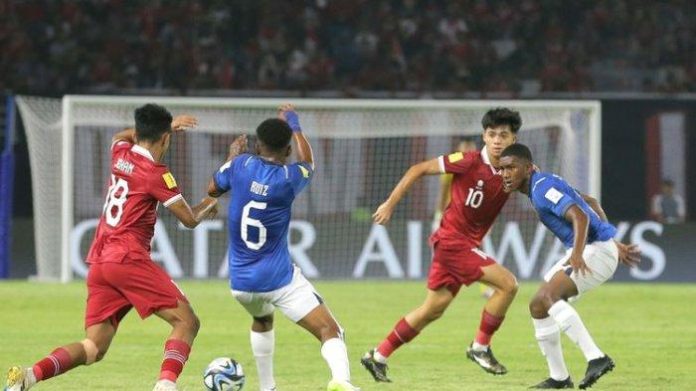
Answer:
[
  {"xmin": 528, "ymin": 171, "xmax": 541, "ymax": 197},
  {"xmin": 131, "ymin": 144, "xmax": 155, "ymax": 162},
  {"xmin": 480, "ymin": 146, "xmax": 499, "ymax": 174}
]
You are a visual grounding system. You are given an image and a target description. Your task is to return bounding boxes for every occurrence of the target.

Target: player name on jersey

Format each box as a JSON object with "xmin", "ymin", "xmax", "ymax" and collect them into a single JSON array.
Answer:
[
  {"xmin": 114, "ymin": 158, "xmax": 134, "ymax": 175},
  {"xmin": 250, "ymin": 181, "xmax": 269, "ymax": 196}
]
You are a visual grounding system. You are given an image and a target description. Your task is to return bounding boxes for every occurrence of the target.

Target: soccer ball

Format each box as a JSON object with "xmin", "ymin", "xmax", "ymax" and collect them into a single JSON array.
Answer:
[{"xmin": 203, "ymin": 357, "xmax": 245, "ymax": 391}]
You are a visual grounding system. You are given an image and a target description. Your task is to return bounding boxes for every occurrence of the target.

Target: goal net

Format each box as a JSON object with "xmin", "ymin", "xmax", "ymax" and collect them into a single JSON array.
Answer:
[{"xmin": 17, "ymin": 96, "xmax": 600, "ymax": 282}]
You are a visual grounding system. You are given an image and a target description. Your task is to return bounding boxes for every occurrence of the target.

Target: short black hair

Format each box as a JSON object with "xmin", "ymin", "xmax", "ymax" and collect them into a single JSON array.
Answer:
[
  {"xmin": 135, "ymin": 104, "xmax": 173, "ymax": 142},
  {"xmin": 501, "ymin": 143, "xmax": 533, "ymax": 162},
  {"xmin": 481, "ymin": 107, "xmax": 522, "ymax": 133},
  {"xmin": 256, "ymin": 118, "xmax": 292, "ymax": 152}
]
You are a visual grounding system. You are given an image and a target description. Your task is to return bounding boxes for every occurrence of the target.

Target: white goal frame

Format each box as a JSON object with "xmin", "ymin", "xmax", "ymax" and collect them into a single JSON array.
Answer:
[{"xmin": 59, "ymin": 96, "xmax": 601, "ymax": 283}]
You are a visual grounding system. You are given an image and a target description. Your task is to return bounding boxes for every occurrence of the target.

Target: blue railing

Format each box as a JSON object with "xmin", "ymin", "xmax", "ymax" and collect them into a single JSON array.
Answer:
[{"xmin": 0, "ymin": 94, "xmax": 16, "ymax": 278}]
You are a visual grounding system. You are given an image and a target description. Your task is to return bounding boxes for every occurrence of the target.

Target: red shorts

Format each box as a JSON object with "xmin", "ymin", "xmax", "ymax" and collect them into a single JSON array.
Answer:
[
  {"xmin": 427, "ymin": 244, "xmax": 496, "ymax": 296},
  {"xmin": 85, "ymin": 260, "xmax": 188, "ymax": 329}
]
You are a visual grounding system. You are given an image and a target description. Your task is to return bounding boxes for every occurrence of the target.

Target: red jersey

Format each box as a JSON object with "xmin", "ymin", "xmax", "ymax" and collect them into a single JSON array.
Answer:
[
  {"xmin": 430, "ymin": 148, "xmax": 509, "ymax": 249},
  {"xmin": 86, "ymin": 141, "xmax": 182, "ymax": 264}
]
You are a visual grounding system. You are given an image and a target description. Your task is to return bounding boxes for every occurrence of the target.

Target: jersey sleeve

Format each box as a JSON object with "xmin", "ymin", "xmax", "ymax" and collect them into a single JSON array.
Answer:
[
  {"xmin": 213, "ymin": 154, "xmax": 248, "ymax": 193},
  {"xmin": 533, "ymin": 181, "xmax": 577, "ymax": 218},
  {"xmin": 288, "ymin": 161, "xmax": 314, "ymax": 195},
  {"xmin": 437, "ymin": 151, "xmax": 475, "ymax": 174},
  {"xmin": 149, "ymin": 167, "xmax": 183, "ymax": 207},
  {"xmin": 111, "ymin": 140, "xmax": 132, "ymax": 154}
]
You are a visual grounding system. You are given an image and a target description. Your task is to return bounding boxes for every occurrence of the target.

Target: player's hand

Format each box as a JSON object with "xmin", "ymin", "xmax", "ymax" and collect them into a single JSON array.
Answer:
[
  {"xmin": 373, "ymin": 201, "xmax": 395, "ymax": 225},
  {"xmin": 277, "ymin": 103, "xmax": 295, "ymax": 120},
  {"xmin": 206, "ymin": 199, "xmax": 219, "ymax": 219},
  {"xmin": 568, "ymin": 253, "xmax": 592, "ymax": 277},
  {"xmin": 172, "ymin": 115, "xmax": 198, "ymax": 132},
  {"xmin": 278, "ymin": 103, "xmax": 301, "ymax": 132},
  {"xmin": 615, "ymin": 241, "xmax": 641, "ymax": 267},
  {"xmin": 228, "ymin": 134, "xmax": 248, "ymax": 158}
]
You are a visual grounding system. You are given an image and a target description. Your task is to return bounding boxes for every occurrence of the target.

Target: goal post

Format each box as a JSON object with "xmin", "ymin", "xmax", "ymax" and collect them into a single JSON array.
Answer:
[{"xmin": 18, "ymin": 95, "xmax": 601, "ymax": 282}]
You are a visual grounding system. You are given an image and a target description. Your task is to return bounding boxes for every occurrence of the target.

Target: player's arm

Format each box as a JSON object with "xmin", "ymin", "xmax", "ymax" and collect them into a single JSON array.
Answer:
[
  {"xmin": 208, "ymin": 134, "xmax": 248, "ymax": 198},
  {"xmin": 576, "ymin": 194, "xmax": 641, "ymax": 267},
  {"xmin": 432, "ymin": 175, "xmax": 452, "ymax": 231},
  {"xmin": 168, "ymin": 197, "xmax": 218, "ymax": 229},
  {"xmin": 278, "ymin": 103, "xmax": 314, "ymax": 169},
  {"xmin": 373, "ymin": 158, "xmax": 441, "ymax": 224},
  {"xmin": 580, "ymin": 193, "xmax": 608, "ymax": 221},
  {"xmin": 564, "ymin": 205, "xmax": 592, "ymax": 276},
  {"xmin": 112, "ymin": 128, "xmax": 136, "ymax": 145}
]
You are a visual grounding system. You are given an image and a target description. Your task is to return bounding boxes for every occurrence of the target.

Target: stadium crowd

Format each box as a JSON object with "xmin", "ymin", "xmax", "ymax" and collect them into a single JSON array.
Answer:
[{"xmin": 1, "ymin": 0, "xmax": 695, "ymax": 95}]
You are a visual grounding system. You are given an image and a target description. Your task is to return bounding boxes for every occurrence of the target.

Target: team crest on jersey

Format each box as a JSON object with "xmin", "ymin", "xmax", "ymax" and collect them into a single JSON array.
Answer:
[
  {"xmin": 162, "ymin": 172, "xmax": 177, "ymax": 189},
  {"xmin": 476, "ymin": 179, "xmax": 484, "ymax": 189},
  {"xmin": 448, "ymin": 152, "xmax": 464, "ymax": 162}
]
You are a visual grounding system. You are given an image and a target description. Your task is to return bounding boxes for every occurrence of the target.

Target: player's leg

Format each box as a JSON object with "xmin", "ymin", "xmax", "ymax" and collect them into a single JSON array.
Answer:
[
  {"xmin": 6, "ymin": 264, "xmax": 125, "ymax": 391},
  {"xmin": 232, "ymin": 288, "xmax": 280, "ymax": 391},
  {"xmin": 296, "ymin": 304, "xmax": 359, "ymax": 391},
  {"xmin": 528, "ymin": 272, "xmax": 574, "ymax": 389},
  {"xmin": 154, "ymin": 299, "xmax": 201, "ymax": 389},
  {"xmin": 476, "ymin": 263, "xmax": 518, "ymax": 347},
  {"xmin": 5, "ymin": 321, "xmax": 118, "ymax": 391},
  {"xmin": 465, "ymin": 261, "xmax": 517, "ymax": 375},
  {"xmin": 361, "ymin": 286, "xmax": 454, "ymax": 382},
  {"xmin": 250, "ymin": 314, "xmax": 276, "ymax": 391},
  {"xmin": 108, "ymin": 260, "xmax": 197, "ymax": 391},
  {"xmin": 269, "ymin": 267, "xmax": 357, "ymax": 390},
  {"xmin": 530, "ymin": 241, "xmax": 619, "ymax": 389}
]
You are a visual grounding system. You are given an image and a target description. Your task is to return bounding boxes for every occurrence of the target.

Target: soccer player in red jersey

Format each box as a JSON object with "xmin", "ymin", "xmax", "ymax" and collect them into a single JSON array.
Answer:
[
  {"xmin": 361, "ymin": 108, "xmax": 522, "ymax": 382},
  {"xmin": 5, "ymin": 104, "xmax": 218, "ymax": 391}
]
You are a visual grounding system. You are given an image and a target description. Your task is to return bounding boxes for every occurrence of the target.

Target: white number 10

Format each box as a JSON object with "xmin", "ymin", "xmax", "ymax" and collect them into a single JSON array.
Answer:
[
  {"xmin": 241, "ymin": 201, "xmax": 268, "ymax": 250},
  {"xmin": 465, "ymin": 188, "xmax": 484, "ymax": 209}
]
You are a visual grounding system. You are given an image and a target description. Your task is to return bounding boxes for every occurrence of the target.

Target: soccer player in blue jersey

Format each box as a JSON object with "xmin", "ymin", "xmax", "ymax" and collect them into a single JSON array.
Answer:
[
  {"xmin": 207, "ymin": 104, "xmax": 359, "ymax": 391},
  {"xmin": 499, "ymin": 144, "xmax": 640, "ymax": 390}
]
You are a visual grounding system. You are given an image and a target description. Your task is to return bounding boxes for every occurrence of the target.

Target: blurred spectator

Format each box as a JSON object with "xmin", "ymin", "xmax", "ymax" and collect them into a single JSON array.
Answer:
[
  {"xmin": 0, "ymin": 0, "xmax": 694, "ymax": 95},
  {"xmin": 651, "ymin": 179, "xmax": 686, "ymax": 224}
]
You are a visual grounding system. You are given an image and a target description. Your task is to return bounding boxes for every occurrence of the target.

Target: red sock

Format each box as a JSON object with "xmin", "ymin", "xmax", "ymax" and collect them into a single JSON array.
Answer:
[
  {"xmin": 32, "ymin": 348, "xmax": 76, "ymax": 381},
  {"xmin": 475, "ymin": 310, "xmax": 504, "ymax": 346},
  {"xmin": 159, "ymin": 339, "xmax": 191, "ymax": 382},
  {"xmin": 376, "ymin": 318, "xmax": 419, "ymax": 358}
]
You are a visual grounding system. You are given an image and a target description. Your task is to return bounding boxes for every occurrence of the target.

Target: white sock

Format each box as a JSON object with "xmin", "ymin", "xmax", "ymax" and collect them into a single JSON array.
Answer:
[
  {"xmin": 533, "ymin": 317, "xmax": 569, "ymax": 381},
  {"xmin": 250, "ymin": 330, "xmax": 275, "ymax": 391},
  {"xmin": 25, "ymin": 367, "xmax": 37, "ymax": 388},
  {"xmin": 321, "ymin": 338, "xmax": 350, "ymax": 382},
  {"xmin": 373, "ymin": 349, "xmax": 387, "ymax": 364},
  {"xmin": 471, "ymin": 341, "xmax": 489, "ymax": 352},
  {"xmin": 548, "ymin": 301, "xmax": 604, "ymax": 361}
]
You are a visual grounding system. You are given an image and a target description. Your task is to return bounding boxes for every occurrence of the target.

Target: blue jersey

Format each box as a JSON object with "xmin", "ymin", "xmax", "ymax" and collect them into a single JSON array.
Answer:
[
  {"xmin": 528, "ymin": 171, "xmax": 616, "ymax": 248},
  {"xmin": 214, "ymin": 153, "xmax": 313, "ymax": 292}
]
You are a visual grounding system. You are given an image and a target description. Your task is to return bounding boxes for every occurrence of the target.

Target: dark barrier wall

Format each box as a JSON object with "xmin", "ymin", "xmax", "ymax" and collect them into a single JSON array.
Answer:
[{"xmin": 602, "ymin": 99, "xmax": 696, "ymax": 221}]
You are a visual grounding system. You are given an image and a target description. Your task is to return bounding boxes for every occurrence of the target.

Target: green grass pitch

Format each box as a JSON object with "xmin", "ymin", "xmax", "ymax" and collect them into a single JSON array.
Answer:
[{"xmin": 1, "ymin": 281, "xmax": 694, "ymax": 390}]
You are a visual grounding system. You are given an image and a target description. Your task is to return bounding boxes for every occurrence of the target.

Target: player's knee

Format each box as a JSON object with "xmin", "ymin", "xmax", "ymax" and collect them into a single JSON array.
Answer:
[
  {"xmin": 189, "ymin": 314, "xmax": 201, "ymax": 336},
  {"xmin": 253, "ymin": 315, "xmax": 274, "ymax": 331},
  {"xmin": 82, "ymin": 338, "xmax": 105, "ymax": 365},
  {"xmin": 529, "ymin": 292, "xmax": 553, "ymax": 318},
  {"xmin": 175, "ymin": 312, "xmax": 201, "ymax": 336},
  {"xmin": 318, "ymin": 320, "xmax": 342, "ymax": 341},
  {"xmin": 424, "ymin": 303, "xmax": 447, "ymax": 322},
  {"xmin": 501, "ymin": 276, "xmax": 519, "ymax": 296}
]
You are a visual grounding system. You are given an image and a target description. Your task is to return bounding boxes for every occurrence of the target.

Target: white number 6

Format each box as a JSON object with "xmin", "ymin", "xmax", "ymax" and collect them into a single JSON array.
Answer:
[{"xmin": 241, "ymin": 201, "xmax": 267, "ymax": 250}]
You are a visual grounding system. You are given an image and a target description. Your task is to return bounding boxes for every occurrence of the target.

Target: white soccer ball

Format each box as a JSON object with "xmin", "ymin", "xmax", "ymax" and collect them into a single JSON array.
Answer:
[{"xmin": 203, "ymin": 357, "xmax": 245, "ymax": 391}]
